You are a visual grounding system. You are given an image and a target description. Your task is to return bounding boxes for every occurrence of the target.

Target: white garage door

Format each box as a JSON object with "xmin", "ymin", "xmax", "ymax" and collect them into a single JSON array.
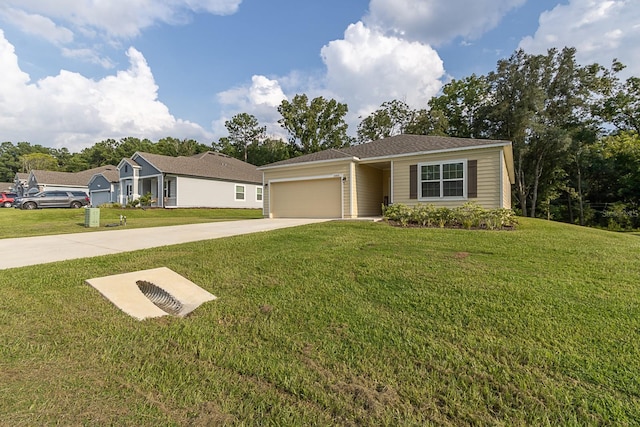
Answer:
[{"xmin": 271, "ymin": 178, "xmax": 342, "ymax": 218}]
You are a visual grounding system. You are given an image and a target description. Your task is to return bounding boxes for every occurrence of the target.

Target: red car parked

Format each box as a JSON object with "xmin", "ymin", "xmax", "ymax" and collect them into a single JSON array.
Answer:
[{"xmin": 0, "ymin": 192, "xmax": 17, "ymax": 208}]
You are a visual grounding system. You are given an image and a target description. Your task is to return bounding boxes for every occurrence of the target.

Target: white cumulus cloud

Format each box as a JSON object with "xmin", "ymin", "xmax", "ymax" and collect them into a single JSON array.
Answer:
[
  {"xmin": 0, "ymin": 0, "xmax": 243, "ymax": 69},
  {"xmin": 215, "ymin": 75, "xmax": 287, "ymax": 139},
  {"xmin": 1, "ymin": 0, "xmax": 242, "ymax": 39},
  {"xmin": 0, "ymin": 7, "xmax": 74, "ymax": 44},
  {"xmin": 365, "ymin": 0, "xmax": 526, "ymax": 45},
  {"xmin": 0, "ymin": 31, "xmax": 210, "ymax": 151},
  {"xmin": 214, "ymin": 0, "xmax": 532, "ymax": 139},
  {"xmin": 321, "ymin": 22, "xmax": 445, "ymax": 121},
  {"xmin": 519, "ymin": 0, "xmax": 640, "ymax": 76}
]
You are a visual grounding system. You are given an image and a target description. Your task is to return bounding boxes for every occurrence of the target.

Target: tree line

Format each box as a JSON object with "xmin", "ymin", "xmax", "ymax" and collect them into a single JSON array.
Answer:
[{"xmin": 2, "ymin": 47, "xmax": 638, "ymax": 229}]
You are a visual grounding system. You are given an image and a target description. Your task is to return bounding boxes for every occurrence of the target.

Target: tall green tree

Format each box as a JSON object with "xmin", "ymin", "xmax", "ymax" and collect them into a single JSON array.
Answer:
[
  {"xmin": 224, "ymin": 113, "xmax": 266, "ymax": 162},
  {"xmin": 598, "ymin": 61, "xmax": 640, "ymax": 133},
  {"xmin": 404, "ymin": 109, "xmax": 450, "ymax": 136},
  {"xmin": 595, "ymin": 131, "xmax": 640, "ymax": 205},
  {"xmin": 212, "ymin": 137, "xmax": 236, "ymax": 158},
  {"xmin": 79, "ymin": 139, "xmax": 119, "ymax": 167},
  {"xmin": 114, "ymin": 137, "xmax": 155, "ymax": 160},
  {"xmin": 357, "ymin": 100, "xmax": 414, "ymax": 143},
  {"xmin": 428, "ymin": 74, "xmax": 491, "ymax": 138},
  {"xmin": 247, "ymin": 138, "xmax": 290, "ymax": 166},
  {"xmin": 156, "ymin": 137, "xmax": 208, "ymax": 157},
  {"xmin": 0, "ymin": 142, "xmax": 22, "ymax": 182},
  {"xmin": 485, "ymin": 47, "xmax": 608, "ymax": 217},
  {"xmin": 20, "ymin": 152, "xmax": 58, "ymax": 171},
  {"xmin": 278, "ymin": 94, "xmax": 350, "ymax": 155}
]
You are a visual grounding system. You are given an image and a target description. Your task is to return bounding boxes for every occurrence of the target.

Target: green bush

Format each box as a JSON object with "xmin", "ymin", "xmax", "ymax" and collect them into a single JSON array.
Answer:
[
  {"xmin": 604, "ymin": 202, "xmax": 638, "ymax": 231},
  {"xmin": 382, "ymin": 202, "xmax": 517, "ymax": 230},
  {"xmin": 138, "ymin": 192, "xmax": 153, "ymax": 207},
  {"xmin": 453, "ymin": 202, "xmax": 486, "ymax": 229}
]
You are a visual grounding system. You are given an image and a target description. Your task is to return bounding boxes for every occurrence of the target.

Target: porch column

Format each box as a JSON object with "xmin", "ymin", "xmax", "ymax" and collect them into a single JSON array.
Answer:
[{"xmin": 158, "ymin": 176, "xmax": 164, "ymax": 207}]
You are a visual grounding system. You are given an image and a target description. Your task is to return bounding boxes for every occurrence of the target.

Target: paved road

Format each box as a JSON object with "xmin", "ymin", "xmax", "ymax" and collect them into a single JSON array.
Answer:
[{"xmin": 0, "ymin": 218, "xmax": 330, "ymax": 270}]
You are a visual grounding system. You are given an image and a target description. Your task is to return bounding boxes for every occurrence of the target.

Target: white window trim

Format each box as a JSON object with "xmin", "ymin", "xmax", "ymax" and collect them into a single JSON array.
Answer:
[
  {"xmin": 256, "ymin": 186, "xmax": 263, "ymax": 202},
  {"xmin": 235, "ymin": 184, "xmax": 246, "ymax": 201},
  {"xmin": 417, "ymin": 159, "xmax": 468, "ymax": 201}
]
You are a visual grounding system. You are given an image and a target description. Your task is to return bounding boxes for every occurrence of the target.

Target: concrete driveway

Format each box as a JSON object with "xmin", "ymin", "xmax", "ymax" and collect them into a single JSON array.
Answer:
[{"xmin": 0, "ymin": 218, "xmax": 330, "ymax": 270}]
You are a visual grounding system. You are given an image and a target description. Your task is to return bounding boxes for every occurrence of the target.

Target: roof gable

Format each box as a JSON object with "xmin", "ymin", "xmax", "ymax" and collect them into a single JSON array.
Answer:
[{"xmin": 117, "ymin": 158, "xmax": 140, "ymax": 169}]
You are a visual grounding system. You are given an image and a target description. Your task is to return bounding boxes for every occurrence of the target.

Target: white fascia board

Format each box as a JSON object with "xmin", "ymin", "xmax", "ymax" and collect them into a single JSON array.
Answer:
[
  {"xmin": 258, "ymin": 156, "xmax": 359, "ymax": 171},
  {"xmin": 267, "ymin": 174, "xmax": 344, "ymax": 184},
  {"xmin": 358, "ymin": 142, "xmax": 511, "ymax": 164}
]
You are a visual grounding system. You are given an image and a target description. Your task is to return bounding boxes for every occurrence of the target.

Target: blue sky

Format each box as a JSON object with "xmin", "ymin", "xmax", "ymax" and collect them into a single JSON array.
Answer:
[{"xmin": 0, "ymin": 0, "xmax": 638, "ymax": 152}]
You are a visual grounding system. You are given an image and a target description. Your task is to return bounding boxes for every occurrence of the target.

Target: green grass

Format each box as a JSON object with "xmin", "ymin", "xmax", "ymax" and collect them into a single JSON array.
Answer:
[
  {"xmin": 0, "ymin": 207, "xmax": 262, "ymax": 238},
  {"xmin": 1, "ymin": 218, "xmax": 639, "ymax": 425}
]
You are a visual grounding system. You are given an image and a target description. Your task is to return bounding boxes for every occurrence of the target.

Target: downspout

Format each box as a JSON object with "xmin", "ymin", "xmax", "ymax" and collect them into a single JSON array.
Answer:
[
  {"xmin": 159, "ymin": 174, "xmax": 164, "ymax": 208},
  {"xmin": 499, "ymin": 151, "xmax": 504, "ymax": 209},
  {"xmin": 349, "ymin": 162, "xmax": 355, "ymax": 218},
  {"xmin": 390, "ymin": 161, "xmax": 394, "ymax": 204},
  {"xmin": 262, "ymin": 172, "xmax": 267, "ymax": 218}
]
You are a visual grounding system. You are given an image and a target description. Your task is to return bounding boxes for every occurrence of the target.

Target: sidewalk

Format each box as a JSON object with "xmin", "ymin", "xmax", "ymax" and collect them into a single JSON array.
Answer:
[{"xmin": 0, "ymin": 218, "xmax": 329, "ymax": 270}]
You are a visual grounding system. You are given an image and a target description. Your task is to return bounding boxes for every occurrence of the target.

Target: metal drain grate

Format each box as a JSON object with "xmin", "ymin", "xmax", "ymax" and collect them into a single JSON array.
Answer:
[{"xmin": 136, "ymin": 280, "xmax": 184, "ymax": 316}]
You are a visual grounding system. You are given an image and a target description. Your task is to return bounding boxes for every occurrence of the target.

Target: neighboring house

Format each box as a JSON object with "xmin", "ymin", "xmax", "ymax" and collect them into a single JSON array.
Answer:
[
  {"xmin": 117, "ymin": 151, "xmax": 263, "ymax": 208},
  {"xmin": 0, "ymin": 182, "xmax": 13, "ymax": 192},
  {"xmin": 88, "ymin": 166, "xmax": 120, "ymax": 206},
  {"xmin": 26, "ymin": 166, "xmax": 117, "ymax": 198},
  {"xmin": 258, "ymin": 134, "xmax": 515, "ymax": 219},
  {"xmin": 13, "ymin": 173, "xmax": 28, "ymax": 196}
]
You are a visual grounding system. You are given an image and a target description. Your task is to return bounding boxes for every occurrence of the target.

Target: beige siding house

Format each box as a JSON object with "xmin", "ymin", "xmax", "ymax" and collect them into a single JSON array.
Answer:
[{"xmin": 259, "ymin": 135, "xmax": 515, "ymax": 219}]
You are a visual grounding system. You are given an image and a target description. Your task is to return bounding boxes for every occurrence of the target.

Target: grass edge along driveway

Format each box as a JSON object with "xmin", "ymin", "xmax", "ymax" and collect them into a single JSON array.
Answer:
[{"xmin": 0, "ymin": 207, "xmax": 263, "ymax": 239}]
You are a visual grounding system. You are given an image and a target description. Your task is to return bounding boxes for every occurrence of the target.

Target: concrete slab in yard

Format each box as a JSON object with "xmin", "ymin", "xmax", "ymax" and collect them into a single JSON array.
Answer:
[{"xmin": 86, "ymin": 267, "xmax": 216, "ymax": 320}]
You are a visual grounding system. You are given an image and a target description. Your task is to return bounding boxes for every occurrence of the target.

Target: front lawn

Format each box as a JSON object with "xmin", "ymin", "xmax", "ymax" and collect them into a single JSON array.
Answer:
[
  {"xmin": 0, "ymin": 207, "xmax": 262, "ymax": 239},
  {"xmin": 1, "ymin": 218, "xmax": 639, "ymax": 425}
]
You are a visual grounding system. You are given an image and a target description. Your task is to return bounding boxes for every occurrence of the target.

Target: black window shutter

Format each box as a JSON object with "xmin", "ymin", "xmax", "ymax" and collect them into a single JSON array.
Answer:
[
  {"xmin": 467, "ymin": 160, "xmax": 477, "ymax": 198},
  {"xmin": 409, "ymin": 164, "xmax": 417, "ymax": 199}
]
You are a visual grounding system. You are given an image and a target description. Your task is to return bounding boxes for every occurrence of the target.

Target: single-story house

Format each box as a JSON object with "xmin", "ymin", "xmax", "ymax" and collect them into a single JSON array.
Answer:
[
  {"xmin": 88, "ymin": 166, "xmax": 120, "ymax": 207},
  {"xmin": 25, "ymin": 166, "xmax": 117, "ymax": 197},
  {"xmin": 118, "ymin": 151, "xmax": 263, "ymax": 208},
  {"xmin": 258, "ymin": 134, "xmax": 515, "ymax": 219}
]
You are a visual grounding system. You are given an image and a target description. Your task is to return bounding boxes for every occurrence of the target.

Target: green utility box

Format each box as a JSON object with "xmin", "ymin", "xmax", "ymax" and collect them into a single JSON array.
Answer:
[{"xmin": 84, "ymin": 208, "xmax": 100, "ymax": 228}]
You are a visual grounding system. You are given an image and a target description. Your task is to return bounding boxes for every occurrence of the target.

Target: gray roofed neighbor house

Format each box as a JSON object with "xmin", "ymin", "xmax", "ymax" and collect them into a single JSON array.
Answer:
[
  {"xmin": 259, "ymin": 134, "xmax": 512, "ymax": 169},
  {"xmin": 135, "ymin": 151, "xmax": 262, "ymax": 184},
  {"xmin": 31, "ymin": 165, "xmax": 118, "ymax": 187}
]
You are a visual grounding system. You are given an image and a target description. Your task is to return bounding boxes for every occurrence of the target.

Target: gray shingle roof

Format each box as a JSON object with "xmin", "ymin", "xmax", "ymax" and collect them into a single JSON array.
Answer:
[
  {"xmin": 32, "ymin": 165, "xmax": 118, "ymax": 186},
  {"xmin": 135, "ymin": 151, "xmax": 262, "ymax": 184},
  {"xmin": 93, "ymin": 167, "xmax": 120, "ymax": 183},
  {"xmin": 260, "ymin": 134, "xmax": 511, "ymax": 168}
]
